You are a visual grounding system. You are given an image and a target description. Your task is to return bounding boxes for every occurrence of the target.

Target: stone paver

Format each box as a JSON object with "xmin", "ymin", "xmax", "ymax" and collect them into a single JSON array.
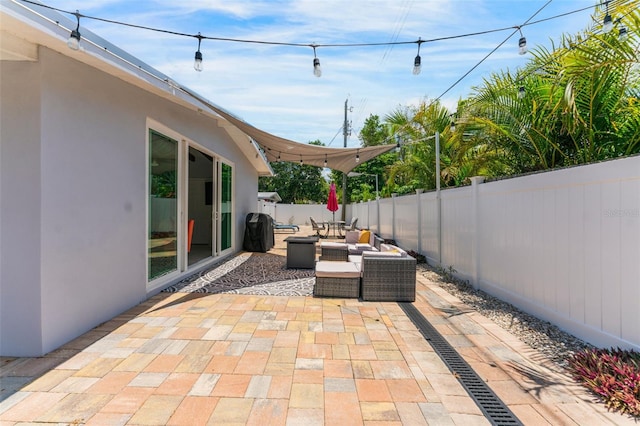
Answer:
[{"xmin": 0, "ymin": 227, "xmax": 634, "ymax": 425}]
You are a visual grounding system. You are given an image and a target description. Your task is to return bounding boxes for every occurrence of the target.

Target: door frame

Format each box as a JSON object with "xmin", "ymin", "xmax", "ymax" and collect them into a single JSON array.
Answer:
[{"xmin": 146, "ymin": 119, "xmax": 235, "ymax": 291}]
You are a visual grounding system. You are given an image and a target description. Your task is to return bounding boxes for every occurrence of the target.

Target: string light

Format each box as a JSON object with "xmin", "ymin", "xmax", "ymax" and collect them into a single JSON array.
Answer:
[
  {"xmin": 517, "ymin": 27, "xmax": 527, "ymax": 55},
  {"xmin": 194, "ymin": 33, "xmax": 203, "ymax": 72},
  {"xmin": 18, "ymin": 0, "xmax": 614, "ymax": 79},
  {"xmin": 413, "ymin": 38, "xmax": 423, "ymax": 75},
  {"xmin": 324, "ymin": 155, "xmax": 328, "ymax": 167},
  {"xmin": 433, "ymin": 0, "xmax": 553, "ymax": 103},
  {"xmin": 619, "ymin": 25, "xmax": 628, "ymax": 41},
  {"xmin": 355, "ymin": 150, "xmax": 360, "ymax": 163},
  {"xmin": 603, "ymin": 14, "xmax": 613, "ymax": 32},
  {"xmin": 312, "ymin": 45, "xmax": 321, "ymax": 78},
  {"xmin": 386, "ymin": 3, "xmax": 630, "ymax": 149},
  {"xmin": 603, "ymin": 1, "xmax": 613, "ymax": 33},
  {"xmin": 67, "ymin": 10, "xmax": 81, "ymax": 50}
]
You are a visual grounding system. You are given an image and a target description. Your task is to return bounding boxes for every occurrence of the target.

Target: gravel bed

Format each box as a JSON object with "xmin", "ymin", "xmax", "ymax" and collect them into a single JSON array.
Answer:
[{"xmin": 417, "ymin": 263, "xmax": 594, "ymax": 369}]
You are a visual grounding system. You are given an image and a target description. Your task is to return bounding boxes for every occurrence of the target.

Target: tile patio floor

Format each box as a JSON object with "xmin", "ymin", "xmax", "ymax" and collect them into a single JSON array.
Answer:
[{"xmin": 0, "ymin": 226, "xmax": 634, "ymax": 425}]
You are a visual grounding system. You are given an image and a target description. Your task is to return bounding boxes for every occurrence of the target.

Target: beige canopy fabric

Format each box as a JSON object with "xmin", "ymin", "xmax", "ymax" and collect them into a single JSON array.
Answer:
[{"xmin": 181, "ymin": 88, "xmax": 397, "ymax": 174}]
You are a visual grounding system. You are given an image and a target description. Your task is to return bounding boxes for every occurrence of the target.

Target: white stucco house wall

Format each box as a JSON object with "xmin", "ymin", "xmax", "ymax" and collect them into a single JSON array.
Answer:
[{"xmin": 0, "ymin": 1, "xmax": 274, "ymax": 356}]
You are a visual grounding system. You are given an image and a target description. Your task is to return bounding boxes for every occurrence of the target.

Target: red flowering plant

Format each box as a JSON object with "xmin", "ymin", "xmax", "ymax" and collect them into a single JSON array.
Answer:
[{"xmin": 568, "ymin": 347, "xmax": 640, "ymax": 417}]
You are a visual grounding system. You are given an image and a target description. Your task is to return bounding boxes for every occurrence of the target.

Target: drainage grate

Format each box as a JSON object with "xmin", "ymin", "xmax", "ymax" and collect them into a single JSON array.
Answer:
[{"xmin": 399, "ymin": 302, "xmax": 523, "ymax": 426}]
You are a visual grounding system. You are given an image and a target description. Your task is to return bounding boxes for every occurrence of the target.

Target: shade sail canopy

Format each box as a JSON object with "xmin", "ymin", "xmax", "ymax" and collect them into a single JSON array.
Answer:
[{"xmin": 182, "ymin": 88, "xmax": 397, "ymax": 174}]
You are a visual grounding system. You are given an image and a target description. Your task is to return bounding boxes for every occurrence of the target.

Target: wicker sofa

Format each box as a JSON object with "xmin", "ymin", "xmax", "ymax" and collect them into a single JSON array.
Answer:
[
  {"xmin": 348, "ymin": 244, "xmax": 416, "ymax": 301},
  {"xmin": 314, "ymin": 241, "xmax": 416, "ymax": 301},
  {"xmin": 359, "ymin": 250, "xmax": 416, "ymax": 302},
  {"xmin": 319, "ymin": 230, "xmax": 383, "ymax": 261}
]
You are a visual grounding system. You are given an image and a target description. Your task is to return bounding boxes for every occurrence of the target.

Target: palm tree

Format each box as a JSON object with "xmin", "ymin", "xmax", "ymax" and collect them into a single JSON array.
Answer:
[
  {"xmin": 385, "ymin": 100, "xmax": 509, "ymax": 192},
  {"xmin": 467, "ymin": 0, "xmax": 640, "ymax": 172}
]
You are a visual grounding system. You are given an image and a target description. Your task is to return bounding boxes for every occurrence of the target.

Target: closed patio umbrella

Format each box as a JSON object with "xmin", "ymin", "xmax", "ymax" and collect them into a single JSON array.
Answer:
[{"xmin": 327, "ymin": 182, "xmax": 339, "ymax": 222}]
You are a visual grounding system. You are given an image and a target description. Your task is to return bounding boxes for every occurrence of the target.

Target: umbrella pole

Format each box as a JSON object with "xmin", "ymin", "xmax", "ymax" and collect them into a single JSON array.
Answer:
[{"xmin": 332, "ymin": 212, "xmax": 335, "ymax": 237}]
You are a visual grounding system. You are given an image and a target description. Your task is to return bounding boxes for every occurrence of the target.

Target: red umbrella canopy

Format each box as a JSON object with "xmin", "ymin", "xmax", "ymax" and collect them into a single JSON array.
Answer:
[{"xmin": 327, "ymin": 182, "xmax": 339, "ymax": 215}]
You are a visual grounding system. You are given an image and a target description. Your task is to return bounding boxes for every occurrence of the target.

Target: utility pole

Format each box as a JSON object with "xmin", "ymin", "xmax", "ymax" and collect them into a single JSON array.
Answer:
[{"xmin": 341, "ymin": 99, "xmax": 349, "ymax": 221}]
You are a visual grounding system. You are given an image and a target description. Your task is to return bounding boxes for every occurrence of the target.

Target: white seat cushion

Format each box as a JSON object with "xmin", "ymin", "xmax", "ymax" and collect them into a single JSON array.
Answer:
[
  {"xmin": 347, "ymin": 243, "xmax": 378, "ymax": 255},
  {"xmin": 315, "ymin": 261, "xmax": 361, "ymax": 278},
  {"xmin": 320, "ymin": 242, "xmax": 348, "ymax": 249}
]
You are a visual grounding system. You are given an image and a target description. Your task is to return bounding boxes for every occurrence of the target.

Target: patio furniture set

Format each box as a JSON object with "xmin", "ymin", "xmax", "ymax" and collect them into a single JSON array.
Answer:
[
  {"xmin": 309, "ymin": 217, "xmax": 358, "ymax": 238},
  {"xmin": 313, "ymin": 229, "xmax": 417, "ymax": 301}
]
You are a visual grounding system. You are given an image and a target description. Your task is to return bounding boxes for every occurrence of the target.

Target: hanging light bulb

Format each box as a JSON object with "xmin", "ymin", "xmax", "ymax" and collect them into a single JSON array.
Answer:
[
  {"xmin": 517, "ymin": 27, "xmax": 527, "ymax": 55},
  {"xmin": 355, "ymin": 151, "xmax": 360, "ymax": 163},
  {"xmin": 395, "ymin": 135, "xmax": 401, "ymax": 153},
  {"xmin": 413, "ymin": 55, "xmax": 421, "ymax": 75},
  {"xmin": 450, "ymin": 119, "xmax": 456, "ymax": 133},
  {"xmin": 413, "ymin": 38, "xmax": 423, "ymax": 75},
  {"xmin": 603, "ymin": 14, "xmax": 613, "ymax": 33},
  {"xmin": 618, "ymin": 26, "xmax": 628, "ymax": 41},
  {"xmin": 277, "ymin": 153, "xmax": 281, "ymax": 162},
  {"xmin": 312, "ymin": 45, "xmax": 322, "ymax": 77},
  {"xmin": 324, "ymin": 155, "xmax": 328, "ymax": 168},
  {"xmin": 194, "ymin": 33, "xmax": 203, "ymax": 72},
  {"xmin": 518, "ymin": 86, "xmax": 526, "ymax": 99},
  {"xmin": 603, "ymin": 1, "xmax": 613, "ymax": 33},
  {"xmin": 518, "ymin": 36, "xmax": 527, "ymax": 55},
  {"xmin": 67, "ymin": 11, "xmax": 81, "ymax": 50},
  {"xmin": 300, "ymin": 156, "xmax": 303, "ymax": 165},
  {"xmin": 313, "ymin": 58, "xmax": 322, "ymax": 77}
]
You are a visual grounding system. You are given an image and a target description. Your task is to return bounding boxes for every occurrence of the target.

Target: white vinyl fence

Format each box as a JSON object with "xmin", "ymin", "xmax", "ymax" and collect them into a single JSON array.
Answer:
[
  {"xmin": 278, "ymin": 155, "xmax": 640, "ymax": 350},
  {"xmin": 267, "ymin": 203, "xmax": 344, "ymax": 226}
]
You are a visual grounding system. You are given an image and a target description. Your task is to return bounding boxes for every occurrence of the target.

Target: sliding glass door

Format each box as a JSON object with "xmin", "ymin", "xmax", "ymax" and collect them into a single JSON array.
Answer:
[{"xmin": 147, "ymin": 125, "xmax": 234, "ymax": 285}]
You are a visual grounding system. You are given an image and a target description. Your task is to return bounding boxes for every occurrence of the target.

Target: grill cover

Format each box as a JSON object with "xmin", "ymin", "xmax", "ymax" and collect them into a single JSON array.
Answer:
[{"xmin": 243, "ymin": 212, "xmax": 274, "ymax": 252}]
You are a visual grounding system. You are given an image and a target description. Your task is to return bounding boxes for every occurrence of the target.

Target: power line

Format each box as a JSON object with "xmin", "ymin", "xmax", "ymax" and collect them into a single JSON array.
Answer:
[{"xmin": 434, "ymin": 0, "xmax": 554, "ymax": 102}]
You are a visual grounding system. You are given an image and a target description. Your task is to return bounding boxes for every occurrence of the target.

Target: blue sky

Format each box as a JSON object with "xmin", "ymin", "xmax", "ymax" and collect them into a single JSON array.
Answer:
[{"xmin": 40, "ymin": 0, "xmax": 599, "ymax": 147}]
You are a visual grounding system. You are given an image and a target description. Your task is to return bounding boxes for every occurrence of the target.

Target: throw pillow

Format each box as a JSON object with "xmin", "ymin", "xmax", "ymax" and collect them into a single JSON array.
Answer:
[
  {"xmin": 345, "ymin": 231, "xmax": 360, "ymax": 244},
  {"xmin": 358, "ymin": 230, "xmax": 371, "ymax": 243}
]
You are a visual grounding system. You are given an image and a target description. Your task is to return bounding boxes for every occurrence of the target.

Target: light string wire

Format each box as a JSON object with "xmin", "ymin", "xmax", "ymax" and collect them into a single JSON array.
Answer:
[
  {"xmin": 19, "ymin": 0, "xmax": 599, "ymax": 50},
  {"xmin": 14, "ymin": 0, "xmax": 626, "ymax": 164},
  {"xmin": 456, "ymin": 2, "xmax": 638, "ymax": 113},
  {"xmin": 383, "ymin": 0, "xmax": 632, "ymax": 147},
  {"xmin": 433, "ymin": 0, "xmax": 553, "ymax": 102}
]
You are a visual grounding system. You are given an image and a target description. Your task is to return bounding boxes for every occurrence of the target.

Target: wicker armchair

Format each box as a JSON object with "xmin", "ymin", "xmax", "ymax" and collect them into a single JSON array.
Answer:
[{"xmin": 360, "ymin": 255, "xmax": 416, "ymax": 302}]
